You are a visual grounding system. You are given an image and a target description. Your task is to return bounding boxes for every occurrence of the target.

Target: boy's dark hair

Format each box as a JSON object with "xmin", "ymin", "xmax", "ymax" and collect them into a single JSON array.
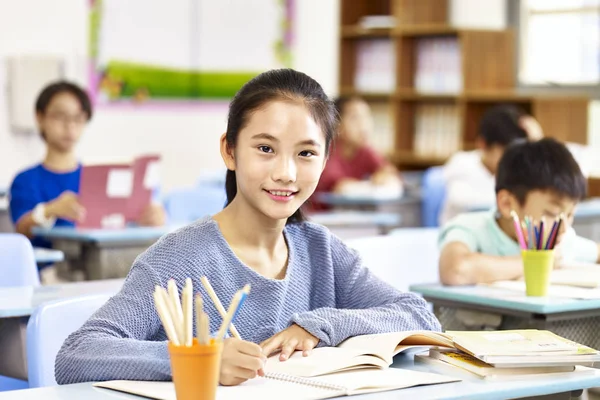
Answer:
[
  {"xmin": 224, "ymin": 68, "xmax": 337, "ymax": 224},
  {"xmin": 495, "ymin": 138, "xmax": 587, "ymax": 204},
  {"xmin": 333, "ymin": 95, "xmax": 363, "ymax": 118},
  {"xmin": 35, "ymin": 81, "xmax": 93, "ymax": 140},
  {"xmin": 479, "ymin": 104, "xmax": 528, "ymax": 147}
]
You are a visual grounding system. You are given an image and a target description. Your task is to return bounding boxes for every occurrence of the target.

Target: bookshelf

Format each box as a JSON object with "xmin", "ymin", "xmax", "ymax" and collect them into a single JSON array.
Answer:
[{"xmin": 339, "ymin": 0, "xmax": 590, "ymax": 169}]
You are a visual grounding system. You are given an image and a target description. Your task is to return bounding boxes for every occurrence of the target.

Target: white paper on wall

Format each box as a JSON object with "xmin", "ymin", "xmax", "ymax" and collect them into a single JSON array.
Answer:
[{"xmin": 6, "ymin": 56, "xmax": 64, "ymax": 133}]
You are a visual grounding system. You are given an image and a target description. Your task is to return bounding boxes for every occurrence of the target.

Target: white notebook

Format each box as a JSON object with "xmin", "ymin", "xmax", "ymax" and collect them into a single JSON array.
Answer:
[{"xmin": 94, "ymin": 368, "xmax": 459, "ymax": 400}]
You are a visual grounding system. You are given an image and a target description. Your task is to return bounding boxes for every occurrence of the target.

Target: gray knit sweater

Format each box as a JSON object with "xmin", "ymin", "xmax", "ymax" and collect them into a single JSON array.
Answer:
[{"xmin": 55, "ymin": 217, "xmax": 440, "ymax": 384}]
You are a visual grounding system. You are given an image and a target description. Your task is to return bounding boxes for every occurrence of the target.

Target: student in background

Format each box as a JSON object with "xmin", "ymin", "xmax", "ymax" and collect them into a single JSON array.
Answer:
[
  {"xmin": 55, "ymin": 69, "xmax": 440, "ymax": 386},
  {"xmin": 439, "ymin": 104, "xmax": 538, "ymax": 225},
  {"xmin": 438, "ymin": 138, "xmax": 599, "ymax": 286},
  {"xmin": 9, "ymin": 81, "xmax": 166, "ymax": 250},
  {"xmin": 314, "ymin": 96, "xmax": 401, "ymax": 196}
]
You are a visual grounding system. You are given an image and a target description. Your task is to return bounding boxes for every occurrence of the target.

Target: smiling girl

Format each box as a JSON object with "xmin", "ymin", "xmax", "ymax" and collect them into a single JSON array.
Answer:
[{"xmin": 55, "ymin": 69, "xmax": 440, "ymax": 386}]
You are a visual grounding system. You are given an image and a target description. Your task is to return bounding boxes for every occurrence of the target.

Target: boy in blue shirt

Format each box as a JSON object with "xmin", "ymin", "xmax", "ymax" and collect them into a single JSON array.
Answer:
[
  {"xmin": 9, "ymin": 81, "xmax": 165, "ymax": 249},
  {"xmin": 439, "ymin": 138, "xmax": 599, "ymax": 286}
]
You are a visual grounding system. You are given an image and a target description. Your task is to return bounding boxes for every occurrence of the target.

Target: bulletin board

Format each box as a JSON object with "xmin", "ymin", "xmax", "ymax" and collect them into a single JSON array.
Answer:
[{"xmin": 89, "ymin": 0, "xmax": 294, "ymax": 105}]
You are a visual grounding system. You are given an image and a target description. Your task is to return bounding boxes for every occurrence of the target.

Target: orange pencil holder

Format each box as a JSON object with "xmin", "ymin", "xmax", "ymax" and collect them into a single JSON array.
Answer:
[{"xmin": 168, "ymin": 339, "xmax": 223, "ymax": 400}]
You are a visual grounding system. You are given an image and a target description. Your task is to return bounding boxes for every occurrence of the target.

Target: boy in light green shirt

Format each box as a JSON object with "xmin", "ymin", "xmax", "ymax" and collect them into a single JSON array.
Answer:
[{"xmin": 439, "ymin": 138, "xmax": 600, "ymax": 286}]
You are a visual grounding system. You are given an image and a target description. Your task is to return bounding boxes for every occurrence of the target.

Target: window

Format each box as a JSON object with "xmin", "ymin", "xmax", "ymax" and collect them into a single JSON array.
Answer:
[{"xmin": 519, "ymin": 0, "xmax": 600, "ymax": 86}]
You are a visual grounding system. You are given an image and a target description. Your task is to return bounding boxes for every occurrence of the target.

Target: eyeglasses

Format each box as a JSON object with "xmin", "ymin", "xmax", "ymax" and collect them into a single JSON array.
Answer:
[{"xmin": 46, "ymin": 112, "xmax": 88, "ymax": 125}]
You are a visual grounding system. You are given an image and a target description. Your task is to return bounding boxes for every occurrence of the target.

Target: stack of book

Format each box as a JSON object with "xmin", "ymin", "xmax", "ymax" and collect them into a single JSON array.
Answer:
[{"xmin": 416, "ymin": 329, "xmax": 600, "ymax": 381}]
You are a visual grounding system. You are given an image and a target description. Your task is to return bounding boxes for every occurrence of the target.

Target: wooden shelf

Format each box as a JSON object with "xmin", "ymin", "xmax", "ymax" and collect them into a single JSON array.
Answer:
[
  {"xmin": 589, "ymin": 178, "xmax": 600, "ymax": 198},
  {"xmin": 395, "ymin": 90, "xmax": 458, "ymax": 101},
  {"xmin": 393, "ymin": 25, "xmax": 459, "ymax": 37},
  {"xmin": 339, "ymin": 87, "xmax": 392, "ymax": 101},
  {"xmin": 339, "ymin": 0, "xmax": 590, "ymax": 171},
  {"xmin": 389, "ymin": 151, "xmax": 448, "ymax": 167},
  {"xmin": 341, "ymin": 25, "xmax": 391, "ymax": 38}
]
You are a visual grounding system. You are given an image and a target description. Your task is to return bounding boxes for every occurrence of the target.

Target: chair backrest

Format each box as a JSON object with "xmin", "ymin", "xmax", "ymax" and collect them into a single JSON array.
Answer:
[
  {"xmin": 345, "ymin": 228, "xmax": 440, "ymax": 292},
  {"xmin": 0, "ymin": 233, "xmax": 39, "ymax": 288},
  {"xmin": 421, "ymin": 167, "xmax": 446, "ymax": 227},
  {"xmin": 26, "ymin": 294, "xmax": 111, "ymax": 388},
  {"xmin": 163, "ymin": 186, "xmax": 227, "ymax": 224}
]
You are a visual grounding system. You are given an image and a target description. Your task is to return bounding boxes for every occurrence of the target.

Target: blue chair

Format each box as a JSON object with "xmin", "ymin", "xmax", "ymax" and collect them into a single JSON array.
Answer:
[
  {"xmin": 345, "ymin": 228, "xmax": 440, "ymax": 292},
  {"xmin": 163, "ymin": 186, "xmax": 227, "ymax": 224},
  {"xmin": 26, "ymin": 294, "xmax": 111, "ymax": 388},
  {"xmin": 421, "ymin": 167, "xmax": 446, "ymax": 227},
  {"xmin": 0, "ymin": 233, "xmax": 39, "ymax": 288}
]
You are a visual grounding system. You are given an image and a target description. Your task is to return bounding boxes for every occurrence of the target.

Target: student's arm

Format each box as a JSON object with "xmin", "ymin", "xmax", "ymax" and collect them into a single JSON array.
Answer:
[
  {"xmin": 290, "ymin": 237, "xmax": 441, "ymax": 347},
  {"xmin": 559, "ymin": 229, "xmax": 600, "ymax": 264},
  {"xmin": 13, "ymin": 192, "xmax": 85, "ymax": 237},
  {"xmin": 55, "ymin": 261, "xmax": 170, "ymax": 384},
  {"xmin": 439, "ymin": 242, "xmax": 523, "ymax": 286}
]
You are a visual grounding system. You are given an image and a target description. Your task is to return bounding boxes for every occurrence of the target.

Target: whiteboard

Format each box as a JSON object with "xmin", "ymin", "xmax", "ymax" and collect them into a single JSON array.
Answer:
[{"xmin": 90, "ymin": 0, "xmax": 293, "ymax": 104}]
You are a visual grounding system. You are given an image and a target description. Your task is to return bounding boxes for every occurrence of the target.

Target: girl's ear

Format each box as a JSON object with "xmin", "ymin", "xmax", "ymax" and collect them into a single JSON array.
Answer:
[
  {"xmin": 497, "ymin": 189, "xmax": 520, "ymax": 219},
  {"xmin": 220, "ymin": 133, "xmax": 236, "ymax": 171}
]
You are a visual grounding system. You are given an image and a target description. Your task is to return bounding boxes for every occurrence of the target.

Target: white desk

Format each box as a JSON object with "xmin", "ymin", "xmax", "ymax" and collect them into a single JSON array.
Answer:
[
  {"xmin": 34, "ymin": 248, "xmax": 65, "ymax": 264},
  {"xmin": 0, "ymin": 279, "xmax": 123, "ymax": 319},
  {"xmin": 0, "ymin": 280, "xmax": 123, "ymax": 381},
  {"xmin": 309, "ymin": 211, "xmax": 401, "ymax": 238},
  {"xmin": 32, "ymin": 226, "xmax": 180, "ymax": 280},
  {"xmin": 1, "ymin": 354, "xmax": 598, "ymax": 399}
]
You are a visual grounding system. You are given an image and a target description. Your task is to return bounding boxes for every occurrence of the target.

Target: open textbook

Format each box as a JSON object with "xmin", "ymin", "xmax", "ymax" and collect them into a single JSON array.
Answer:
[
  {"xmin": 265, "ymin": 330, "xmax": 453, "ymax": 377},
  {"xmin": 94, "ymin": 368, "xmax": 459, "ymax": 400},
  {"xmin": 265, "ymin": 329, "xmax": 600, "ymax": 376}
]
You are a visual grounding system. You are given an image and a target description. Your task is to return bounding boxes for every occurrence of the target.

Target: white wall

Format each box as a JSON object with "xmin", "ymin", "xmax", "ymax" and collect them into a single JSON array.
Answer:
[
  {"xmin": 0, "ymin": 0, "xmax": 598, "ymax": 191},
  {"xmin": 0, "ymin": 0, "xmax": 340, "ymax": 190}
]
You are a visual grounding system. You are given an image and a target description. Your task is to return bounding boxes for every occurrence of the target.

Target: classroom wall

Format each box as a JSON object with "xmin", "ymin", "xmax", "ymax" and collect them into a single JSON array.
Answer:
[
  {"xmin": 0, "ymin": 0, "xmax": 339, "ymax": 191},
  {"xmin": 0, "ymin": 0, "xmax": 598, "ymax": 190}
]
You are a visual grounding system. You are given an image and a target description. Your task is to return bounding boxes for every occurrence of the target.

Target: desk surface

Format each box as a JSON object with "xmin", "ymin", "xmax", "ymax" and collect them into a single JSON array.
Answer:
[
  {"xmin": 2, "ymin": 354, "xmax": 599, "ymax": 400},
  {"xmin": 316, "ymin": 192, "xmax": 420, "ymax": 207},
  {"xmin": 410, "ymin": 283, "xmax": 600, "ymax": 315},
  {"xmin": 31, "ymin": 225, "xmax": 180, "ymax": 243},
  {"xmin": 33, "ymin": 247, "xmax": 65, "ymax": 264},
  {"xmin": 0, "ymin": 279, "xmax": 123, "ymax": 319},
  {"xmin": 309, "ymin": 211, "xmax": 401, "ymax": 227}
]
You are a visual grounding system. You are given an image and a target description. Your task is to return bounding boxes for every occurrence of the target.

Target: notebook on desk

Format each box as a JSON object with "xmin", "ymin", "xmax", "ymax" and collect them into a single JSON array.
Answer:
[{"xmin": 95, "ymin": 368, "xmax": 458, "ymax": 400}]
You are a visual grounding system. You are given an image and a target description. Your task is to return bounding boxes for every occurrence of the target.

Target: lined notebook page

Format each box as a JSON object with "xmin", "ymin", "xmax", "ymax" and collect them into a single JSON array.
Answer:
[
  {"xmin": 94, "ymin": 368, "xmax": 459, "ymax": 399},
  {"xmin": 94, "ymin": 378, "xmax": 341, "ymax": 400}
]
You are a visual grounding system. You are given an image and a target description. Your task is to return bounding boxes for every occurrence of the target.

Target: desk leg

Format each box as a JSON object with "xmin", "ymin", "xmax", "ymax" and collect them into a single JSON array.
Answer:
[{"xmin": 0, "ymin": 318, "xmax": 28, "ymax": 380}]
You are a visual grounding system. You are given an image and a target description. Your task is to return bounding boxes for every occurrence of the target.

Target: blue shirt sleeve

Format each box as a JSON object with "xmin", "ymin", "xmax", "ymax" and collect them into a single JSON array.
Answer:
[{"xmin": 9, "ymin": 173, "xmax": 42, "ymax": 224}]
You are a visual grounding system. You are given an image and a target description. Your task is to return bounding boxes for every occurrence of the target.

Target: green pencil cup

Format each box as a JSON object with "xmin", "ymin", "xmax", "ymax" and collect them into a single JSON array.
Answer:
[{"xmin": 521, "ymin": 250, "xmax": 554, "ymax": 296}]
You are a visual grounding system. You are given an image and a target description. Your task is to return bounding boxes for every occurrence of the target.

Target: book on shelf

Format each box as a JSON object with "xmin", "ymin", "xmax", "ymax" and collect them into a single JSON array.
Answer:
[
  {"xmin": 354, "ymin": 39, "xmax": 395, "ymax": 93},
  {"xmin": 414, "ymin": 104, "xmax": 461, "ymax": 159},
  {"xmin": 358, "ymin": 15, "xmax": 396, "ymax": 29},
  {"xmin": 415, "ymin": 37, "xmax": 462, "ymax": 94}
]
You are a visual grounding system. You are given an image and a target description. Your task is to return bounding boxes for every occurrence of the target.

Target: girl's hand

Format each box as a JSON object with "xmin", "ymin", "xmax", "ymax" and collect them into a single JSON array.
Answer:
[
  {"xmin": 220, "ymin": 338, "xmax": 266, "ymax": 386},
  {"xmin": 260, "ymin": 324, "xmax": 319, "ymax": 361}
]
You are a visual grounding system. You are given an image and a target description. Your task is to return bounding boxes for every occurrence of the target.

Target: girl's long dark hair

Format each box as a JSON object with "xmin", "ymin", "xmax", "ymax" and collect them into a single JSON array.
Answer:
[{"xmin": 224, "ymin": 69, "xmax": 337, "ymax": 224}]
